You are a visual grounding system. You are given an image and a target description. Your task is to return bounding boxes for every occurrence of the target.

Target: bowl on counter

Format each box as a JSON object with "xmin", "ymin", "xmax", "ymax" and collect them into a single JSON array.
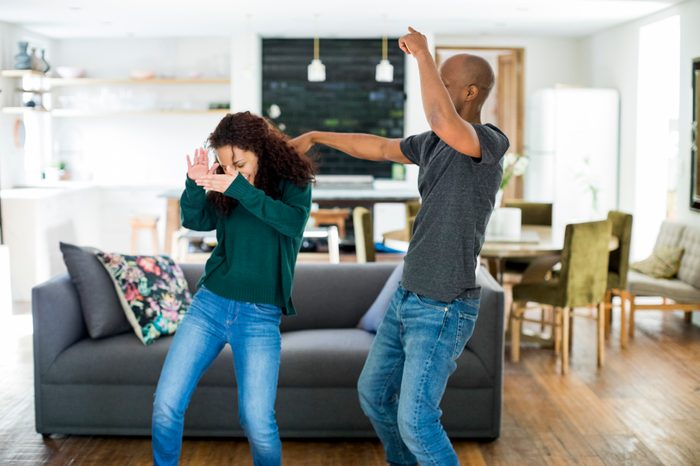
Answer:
[
  {"xmin": 55, "ymin": 67, "xmax": 86, "ymax": 79},
  {"xmin": 129, "ymin": 70, "xmax": 156, "ymax": 80}
]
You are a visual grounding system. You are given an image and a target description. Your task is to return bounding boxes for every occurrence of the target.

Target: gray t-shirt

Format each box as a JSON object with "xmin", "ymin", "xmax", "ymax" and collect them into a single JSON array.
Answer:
[{"xmin": 399, "ymin": 123, "xmax": 509, "ymax": 302}]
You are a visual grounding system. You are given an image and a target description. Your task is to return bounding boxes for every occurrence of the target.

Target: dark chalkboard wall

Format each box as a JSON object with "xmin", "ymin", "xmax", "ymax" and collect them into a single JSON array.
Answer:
[{"xmin": 262, "ymin": 38, "xmax": 405, "ymax": 178}]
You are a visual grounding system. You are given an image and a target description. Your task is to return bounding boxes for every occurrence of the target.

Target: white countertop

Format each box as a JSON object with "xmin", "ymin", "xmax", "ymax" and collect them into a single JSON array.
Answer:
[{"xmin": 0, "ymin": 184, "xmax": 97, "ymax": 199}]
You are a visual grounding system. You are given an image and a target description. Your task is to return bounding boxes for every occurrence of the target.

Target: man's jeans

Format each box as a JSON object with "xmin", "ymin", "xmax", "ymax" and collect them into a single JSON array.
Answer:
[
  {"xmin": 358, "ymin": 285, "xmax": 480, "ymax": 466},
  {"xmin": 152, "ymin": 286, "xmax": 283, "ymax": 466}
]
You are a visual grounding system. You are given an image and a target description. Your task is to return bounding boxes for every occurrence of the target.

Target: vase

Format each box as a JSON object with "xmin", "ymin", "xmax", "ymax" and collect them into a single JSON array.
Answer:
[
  {"xmin": 494, "ymin": 189, "xmax": 504, "ymax": 208},
  {"xmin": 14, "ymin": 42, "xmax": 32, "ymax": 70},
  {"xmin": 39, "ymin": 49, "xmax": 50, "ymax": 73},
  {"xmin": 30, "ymin": 47, "xmax": 41, "ymax": 72}
]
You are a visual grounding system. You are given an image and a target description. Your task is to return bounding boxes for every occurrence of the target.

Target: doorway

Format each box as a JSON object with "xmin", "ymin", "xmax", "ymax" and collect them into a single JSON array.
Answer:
[{"xmin": 435, "ymin": 46, "xmax": 524, "ymax": 200}]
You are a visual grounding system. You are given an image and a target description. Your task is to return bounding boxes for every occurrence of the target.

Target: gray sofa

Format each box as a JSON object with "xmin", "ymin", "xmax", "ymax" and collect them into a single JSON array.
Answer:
[
  {"xmin": 627, "ymin": 221, "xmax": 700, "ymax": 329},
  {"xmin": 32, "ymin": 263, "xmax": 504, "ymax": 439}
]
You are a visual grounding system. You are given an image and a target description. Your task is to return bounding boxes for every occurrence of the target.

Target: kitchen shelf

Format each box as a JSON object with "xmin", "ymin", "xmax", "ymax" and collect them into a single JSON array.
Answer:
[
  {"xmin": 1, "ymin": 71, "xmax": 229, "ymax": 86},
  {"xmin": 49, "ymin": 78, "xmax": 230, "ymax": 87},
  {"xmin": 51, "ymin": 108, "xmax": 230, "ymax": 117},
  {"xmin": 1, "ymin": 70, "xmax": 47, "ymax": 78},
  {"xmin": 1, "ymin": 107, "xmax": 48, "ymax": 115}
]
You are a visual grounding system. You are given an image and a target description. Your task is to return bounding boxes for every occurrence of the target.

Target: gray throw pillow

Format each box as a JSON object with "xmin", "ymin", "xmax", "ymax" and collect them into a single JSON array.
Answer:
[
  {"xmin": 357, "ymin": 262, "xmax": 404, "ymax": 333},
  {"xmin": 59, "ymin": 242, "xmax": 131, "ymax": 339}
]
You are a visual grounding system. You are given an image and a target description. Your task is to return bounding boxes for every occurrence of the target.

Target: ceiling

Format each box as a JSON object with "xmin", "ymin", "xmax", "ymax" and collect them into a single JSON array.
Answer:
[{"xmin": 0, "ymin": 0, "xmax": 683, "ymax": 39}]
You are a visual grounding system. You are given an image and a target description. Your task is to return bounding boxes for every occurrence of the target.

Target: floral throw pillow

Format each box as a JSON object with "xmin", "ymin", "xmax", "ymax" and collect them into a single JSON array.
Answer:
[{"xmin": 96, "ymin": 252, "xmax": 192, "ymax": 345}]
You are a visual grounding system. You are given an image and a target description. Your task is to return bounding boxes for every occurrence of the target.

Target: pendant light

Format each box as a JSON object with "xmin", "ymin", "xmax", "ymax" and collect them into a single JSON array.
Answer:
[
  {"xmin": 375, "ymin": 34, "xmax": 393, "ymax": 82},
  {"xmin": 307, "ymin": 36, "xmax": 326, "ymax": 82}
]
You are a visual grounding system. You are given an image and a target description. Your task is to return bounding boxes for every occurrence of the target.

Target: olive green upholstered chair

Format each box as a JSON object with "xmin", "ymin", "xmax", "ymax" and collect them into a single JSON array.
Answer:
[
  {"xmin": 503, "ymin": 200, "xmax": 553, "ymax": 227},
  {"xmin": 510, "ymin": 219, "xmax": 612, "ymax": 374},
  {"xmin": 603, "ymin": 211, "xmax": 634, "ymax": 347},
  {"xmin": 353, "ymin": 207, "xmax": 375, "ymax": 263}
]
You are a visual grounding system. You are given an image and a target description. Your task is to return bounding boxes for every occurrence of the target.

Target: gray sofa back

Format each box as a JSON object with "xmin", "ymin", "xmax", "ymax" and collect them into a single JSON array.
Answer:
[
  {"xmin": 653, "ymin": 221, "xmax": 700, "ymax": 288},
  {"xmin": 181, "ymin": 263, "xmax": 396, "ymax": 332},
  {"xmin": 181, "ymin": 262, "xmax": 503, "ymax": 376}
]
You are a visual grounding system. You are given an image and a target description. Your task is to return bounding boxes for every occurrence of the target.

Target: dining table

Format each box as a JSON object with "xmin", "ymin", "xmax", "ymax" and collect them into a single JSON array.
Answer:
[{"xmin": 480, "ymin": 225, "xmax": 619, "ymax": 284}]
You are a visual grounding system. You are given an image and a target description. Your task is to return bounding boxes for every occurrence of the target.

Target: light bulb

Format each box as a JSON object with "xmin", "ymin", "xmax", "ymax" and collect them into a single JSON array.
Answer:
[
  {"xmin": 375, "ymin": 59, "xmax": 393, "ymax": 82},
  {"xmin": 308, "ymin": 58, "xmax": 326, "ymax": 82}
]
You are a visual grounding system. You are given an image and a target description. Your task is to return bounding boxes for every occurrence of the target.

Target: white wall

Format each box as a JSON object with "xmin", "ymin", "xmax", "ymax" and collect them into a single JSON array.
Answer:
[
  {"xmin": 581, "ymin": 0, "xmax": 700, "ymax": 253},
  {"xmin": 436, "ymin": 35, "xmax": 587, "ymax": 103},
  {"xmin": 582, "ymin": 0, "xmax": 700, "ymax": 327}
]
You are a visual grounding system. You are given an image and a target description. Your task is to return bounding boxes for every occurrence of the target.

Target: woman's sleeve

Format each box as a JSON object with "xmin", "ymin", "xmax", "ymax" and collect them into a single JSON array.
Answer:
[
  {"xmin": 180, "ymin": 177, "xmax": 218, "ymax": 231},
  {"xmin": 223, "ymin": 176, "xmax": 311, "ymax": 238}
]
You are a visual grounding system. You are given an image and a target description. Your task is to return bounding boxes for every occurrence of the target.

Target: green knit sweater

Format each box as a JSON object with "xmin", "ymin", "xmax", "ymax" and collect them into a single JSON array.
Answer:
[{"xmin": 180, "ymin": 175, "xmax": 312, "ymax": 316}]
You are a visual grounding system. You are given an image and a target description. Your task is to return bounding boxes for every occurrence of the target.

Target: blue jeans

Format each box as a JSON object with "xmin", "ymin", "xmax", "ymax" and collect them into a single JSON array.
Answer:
[
  {"xmin": 152, "ymin": 286, "xmax": 283, "ymax": 466},
  {"xmin": 358, "ymin": 285, "xmax": 480, "ymax": 466}
]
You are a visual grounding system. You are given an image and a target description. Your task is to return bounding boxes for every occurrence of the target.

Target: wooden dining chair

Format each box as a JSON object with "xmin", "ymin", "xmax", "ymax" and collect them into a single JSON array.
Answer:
[
  {"xmin": 510, "ymin": 219, "xmax": 612, "ymax": 374},
  {"xmin": 353, "ymin": 207, "xmax": 375, "ymax": 263},
  {"xmin": 503, "ymin": 200, "xmax": 553, "ymax": 227},
  {"xmin": 382, "ymin": 200, "xmax": 421, "ymax": 244},
  {"xmin": 603, "ymin": 210, "xmax": 633, "ymax": 347}
]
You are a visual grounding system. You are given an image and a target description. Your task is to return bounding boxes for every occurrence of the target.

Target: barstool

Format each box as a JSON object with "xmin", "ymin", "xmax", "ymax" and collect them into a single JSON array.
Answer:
[{"xmin": 130, "ymin": 215, "xmax": 160, "ymax": 255}]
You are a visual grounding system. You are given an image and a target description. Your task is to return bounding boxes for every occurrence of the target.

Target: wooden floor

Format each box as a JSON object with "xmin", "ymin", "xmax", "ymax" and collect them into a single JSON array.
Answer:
[{"xmin": 1, "ymin": 272, "xmax": 699, "ymax": 465}]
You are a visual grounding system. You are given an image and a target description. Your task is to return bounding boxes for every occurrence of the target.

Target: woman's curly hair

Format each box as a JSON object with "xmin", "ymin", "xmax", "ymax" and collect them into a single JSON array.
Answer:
[{"xmin": 206, "ymin": 111, "xmax": 316, "ymax": 216}]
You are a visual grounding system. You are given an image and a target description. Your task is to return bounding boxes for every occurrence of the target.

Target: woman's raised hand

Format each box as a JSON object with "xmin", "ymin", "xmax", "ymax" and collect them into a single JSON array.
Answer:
[{"xmin": 186, "ymin": 148, "xmax": 219, "ymax": 181}]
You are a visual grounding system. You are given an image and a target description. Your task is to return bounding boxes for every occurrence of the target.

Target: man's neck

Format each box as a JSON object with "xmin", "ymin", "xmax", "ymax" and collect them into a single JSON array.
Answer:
[{"xmin": 459, "ymin": 106, "xmax": 482, "ymax": 125}]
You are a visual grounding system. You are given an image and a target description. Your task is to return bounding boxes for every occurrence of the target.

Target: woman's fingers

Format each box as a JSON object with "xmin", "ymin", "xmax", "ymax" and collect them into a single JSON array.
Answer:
[{"xmin": 208, "ymin": 163, "xmax": 219, "ymax": 175}]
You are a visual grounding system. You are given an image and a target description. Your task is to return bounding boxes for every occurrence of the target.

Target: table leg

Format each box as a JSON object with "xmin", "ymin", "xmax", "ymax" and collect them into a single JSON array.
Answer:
[{"xmin": 487, "ymin": 258, "xmax": 503, "ymax": 284}]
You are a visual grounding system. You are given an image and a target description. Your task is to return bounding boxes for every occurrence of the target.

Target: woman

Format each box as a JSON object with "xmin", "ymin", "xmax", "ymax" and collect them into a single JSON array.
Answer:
[{"xmin": 152, "ymin": 112, "xmax": 315, "ymax": 466}]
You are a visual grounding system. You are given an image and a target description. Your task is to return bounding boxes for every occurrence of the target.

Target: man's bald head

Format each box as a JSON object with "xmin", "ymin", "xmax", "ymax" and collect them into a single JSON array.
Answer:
[{"xmin": 439, "ymin": 53, "xmax": 495, "ymax": 114}]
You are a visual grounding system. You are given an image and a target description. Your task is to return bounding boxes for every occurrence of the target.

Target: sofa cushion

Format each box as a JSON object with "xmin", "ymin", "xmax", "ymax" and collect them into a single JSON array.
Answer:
[
  {"xmin": 96, "ymin": 252, "xmax": 192, "ymax": 345},
  {"xmin": 357, "ymin": 262, "xmax": 404, "ymax": 333},
  {"xmin": 279, "ymin": 329, "xmax": 375, "ymax": 387},
  {"xmin": 281, "ymin": 263, "xmax": 396, "ymax": 332},
  {"xmin": 654, "ymin": 221, "xmax": 686, "ymax": 249},
  {"xmin": 280, "ymin": 328, "xmax": 492, "ymax": 389},
  {"xmin": 628, "ymin": 270, "xmax": 700, "ymax": 303},
  {"xmin": 630, "ymin": 246, "xmax": 684, "ymax": 279},
  {"xmin": 45, "ymin": 328, "xmax": 493, "ymax": 389},
  {"xmin": 59, "ymin": 242, "xmax": 131, "ymax": 339},
  {"xmin": 45, "ymin": 332, "xmax": 236, "ymax": 386},
  {"xmin": 677, "ymin": 225, "xmax": 700, "ymax": 288}
]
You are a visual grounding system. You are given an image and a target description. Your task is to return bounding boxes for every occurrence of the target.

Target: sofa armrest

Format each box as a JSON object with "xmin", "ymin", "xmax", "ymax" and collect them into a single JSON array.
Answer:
[
  {"xmin": 32, "ymin": 274, "xmax": 88, "ymax": 377},
  {"xmin": 469, "ymin": 266, "xmax": 505, "ymax": 380}
]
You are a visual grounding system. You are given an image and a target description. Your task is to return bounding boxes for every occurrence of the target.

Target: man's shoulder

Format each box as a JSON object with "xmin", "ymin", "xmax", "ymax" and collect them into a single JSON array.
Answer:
[{"xmin": 474, "ymin": 123, "xmax": 509, "ymax": 142}]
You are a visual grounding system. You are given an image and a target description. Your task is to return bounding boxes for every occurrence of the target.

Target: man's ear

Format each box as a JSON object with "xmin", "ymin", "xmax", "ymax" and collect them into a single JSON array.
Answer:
[{"xmin": 465, "ymin": 84, "xmax": 480, "ymax": 102}]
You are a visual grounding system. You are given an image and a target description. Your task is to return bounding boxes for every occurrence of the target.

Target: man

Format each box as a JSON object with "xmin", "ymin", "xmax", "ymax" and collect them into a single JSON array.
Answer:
[{"xmin": 290, "ymin": 26, "xmax": 509, "ymax": 466}]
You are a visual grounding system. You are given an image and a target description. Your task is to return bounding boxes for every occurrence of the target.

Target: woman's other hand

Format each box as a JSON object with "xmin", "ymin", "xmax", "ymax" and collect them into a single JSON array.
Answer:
[
  {"xmin": 186, "ymin": 148, "xmax": 219, "ymax": 181},
  {"xmin": 195, "ymin": 171, "xmax": 239, "ymax": 193}
]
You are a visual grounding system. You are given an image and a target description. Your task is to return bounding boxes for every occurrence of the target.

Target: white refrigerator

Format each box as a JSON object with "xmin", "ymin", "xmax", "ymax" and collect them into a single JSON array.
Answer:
[{"xmin": 524, "ymin": 88, "xmax": 620, "ymax": 240}]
